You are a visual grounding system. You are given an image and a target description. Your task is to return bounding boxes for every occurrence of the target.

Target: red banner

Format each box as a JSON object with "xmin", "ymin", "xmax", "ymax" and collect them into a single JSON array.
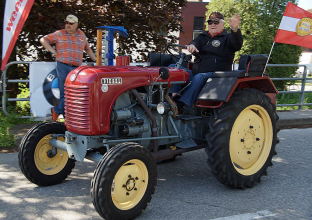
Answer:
[
  {"xmin": 1, "ymin": 0, "xmax": 34, "ymax": 70},
  {"xmin": 275, "ymin": 2, "xmax": 312, "ymax": 49}
]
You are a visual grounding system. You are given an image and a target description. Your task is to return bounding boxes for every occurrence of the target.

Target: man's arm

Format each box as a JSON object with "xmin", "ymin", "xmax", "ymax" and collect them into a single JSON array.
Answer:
[
  {"xmin": 228, "ymin": 15, "xmax": 243, "ymax": 51},
  {"xmin": 85, "ymin": 45, "xmax": 96, "ymax": 62},
  {"xmin": 39, "ymin": 37, "xmax": 57, "ymax": 57}
]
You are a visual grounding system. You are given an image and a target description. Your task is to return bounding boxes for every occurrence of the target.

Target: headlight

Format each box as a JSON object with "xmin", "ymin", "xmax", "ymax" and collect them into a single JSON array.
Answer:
[{"xmin": 156, "ymin": 103, "xmax": 165, "ymax": 114}]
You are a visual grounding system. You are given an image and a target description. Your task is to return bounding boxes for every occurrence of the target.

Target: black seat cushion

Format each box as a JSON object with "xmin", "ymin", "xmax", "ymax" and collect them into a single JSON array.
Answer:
[{"xmin": 148, "ymin": 53, "xmax": 191, "ymax": 68}]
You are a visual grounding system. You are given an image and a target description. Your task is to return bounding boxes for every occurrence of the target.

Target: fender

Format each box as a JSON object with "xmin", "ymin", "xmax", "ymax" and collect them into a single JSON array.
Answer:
[{"xmin": 196, "ymin": 75, "xmax": 277, "ymax": 108}]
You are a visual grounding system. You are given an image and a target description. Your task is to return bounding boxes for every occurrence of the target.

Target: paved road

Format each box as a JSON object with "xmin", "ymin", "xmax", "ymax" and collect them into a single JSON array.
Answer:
[{"xmin": 1, "ymin": 128, "xmax": 312, "ymax": 220}]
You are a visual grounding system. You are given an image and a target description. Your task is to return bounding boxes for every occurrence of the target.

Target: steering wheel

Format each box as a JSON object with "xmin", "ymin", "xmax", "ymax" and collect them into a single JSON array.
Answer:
[
  {"xmin": 166, "ymin": 44, "xmax": 201, "ymax": 68},
  {"xmin": 166, "ymin": 44, "xmax": 190, "ymax": 69}
]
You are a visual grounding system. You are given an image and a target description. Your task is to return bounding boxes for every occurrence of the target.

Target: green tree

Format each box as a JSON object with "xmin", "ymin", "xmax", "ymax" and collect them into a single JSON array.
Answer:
[
  {"xmin": 3, "ymin": 0, "xmax": 185, "ymax": 110},
  {"xmin": 206, "ymin": 0, "xmax": 302, "ymax": 90},
  {"xmin": 17, "ymin": 0, "xmax": 186, "ymax": 62}
]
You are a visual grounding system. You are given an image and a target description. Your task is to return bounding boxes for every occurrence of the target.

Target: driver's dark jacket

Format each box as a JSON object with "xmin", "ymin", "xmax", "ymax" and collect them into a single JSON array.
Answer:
[{"xmin": 191, "ymin": 29, "xmax": 243, "ymax": 74}]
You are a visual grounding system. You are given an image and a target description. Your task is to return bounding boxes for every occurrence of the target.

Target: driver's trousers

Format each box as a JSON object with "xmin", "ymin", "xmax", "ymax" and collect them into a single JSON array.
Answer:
[{"xmin": 178, "ymin": 72, "xmax": 214, "ymax": 107}]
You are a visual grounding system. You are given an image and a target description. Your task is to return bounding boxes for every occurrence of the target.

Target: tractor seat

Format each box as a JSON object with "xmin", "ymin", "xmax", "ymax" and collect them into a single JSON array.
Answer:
[
  {"xmin": 196, "ymin": 54, "xmax": 269, "ymax": 102},
  {"xmin": 212, "ymin": 54, "xmax": 268, "ymax": 78}
]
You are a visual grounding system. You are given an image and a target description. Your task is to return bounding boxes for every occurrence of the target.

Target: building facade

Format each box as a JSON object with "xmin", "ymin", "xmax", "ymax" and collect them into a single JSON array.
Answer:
[{"xmin": 179, "ymin": 0, "xmax": 208, "ymax": 45}]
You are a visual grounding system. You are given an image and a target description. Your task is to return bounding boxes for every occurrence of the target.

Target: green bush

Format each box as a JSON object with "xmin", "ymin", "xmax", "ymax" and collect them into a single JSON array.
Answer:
[
  {"xmin": 16, "ymin": 82, "xmax": 30, "ymax": 114},
  {"xmin": 277, "ymin": 92, "xmax": 312, "ymax": 110},
  {"xmin": 0, "ymin": 111, "xmax": 32, "ymax": 148}
]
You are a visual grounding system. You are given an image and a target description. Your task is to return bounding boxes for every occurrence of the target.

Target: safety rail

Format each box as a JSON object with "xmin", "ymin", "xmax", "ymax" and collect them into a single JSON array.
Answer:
[
  {"xmin": 1, "ymin": 61, "xmax": 32, "ymax": 117},
  {"xmin": 1, "ymin": 62, "xmax": 312, "ymax": 118},
  {"xmin": 267, "ymin": 64, "xmax": 312, "ymax": 109}
]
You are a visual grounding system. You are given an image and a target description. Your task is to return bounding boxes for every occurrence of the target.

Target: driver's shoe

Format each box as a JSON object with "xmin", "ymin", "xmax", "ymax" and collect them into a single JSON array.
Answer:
[
  {"xmin": 182, "ymin": 105, "xmax": 194, "ymax": 115},
  {"xmin": 176, "ymin": 101, "xmax": 193, "ymax": 115}
]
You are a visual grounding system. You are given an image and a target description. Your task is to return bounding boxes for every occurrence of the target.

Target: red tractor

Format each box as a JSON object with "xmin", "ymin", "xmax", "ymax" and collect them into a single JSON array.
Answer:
[{"xmin": 18, "ymin": 45, "xmax": 278, "ymax": 220}]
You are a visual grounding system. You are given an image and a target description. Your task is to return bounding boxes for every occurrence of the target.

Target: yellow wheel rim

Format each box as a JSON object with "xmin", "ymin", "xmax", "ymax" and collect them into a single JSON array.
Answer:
[
  {"xmin": 230, "ymin": 105, "xmax": 273, "ymax": 176},
  {"xmin": 111, "ymin": 159, "xmax": 149, "ymax": 210},
  {"xmin": 34, "ymin": 135, "xmax": 69, "ymax": 175}
]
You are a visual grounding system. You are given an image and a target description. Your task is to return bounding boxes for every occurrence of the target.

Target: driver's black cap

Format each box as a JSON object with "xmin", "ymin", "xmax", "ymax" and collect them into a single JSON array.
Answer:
[{"xmin": 209, "ymin": 12, "xmax": 224, "ymax": 20}]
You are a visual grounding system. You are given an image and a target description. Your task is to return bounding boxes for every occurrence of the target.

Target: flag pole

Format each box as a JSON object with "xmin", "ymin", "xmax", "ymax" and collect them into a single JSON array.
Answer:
[{"xmin": 263, "ymin": 41, "xmax": 275, "ymax": 75}]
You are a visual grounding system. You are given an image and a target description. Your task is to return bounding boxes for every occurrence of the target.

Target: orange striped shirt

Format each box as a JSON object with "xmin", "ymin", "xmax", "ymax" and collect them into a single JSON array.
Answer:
[{"xmin": 44, "ymin": 29, "xmax": 89, "ymax": 66}]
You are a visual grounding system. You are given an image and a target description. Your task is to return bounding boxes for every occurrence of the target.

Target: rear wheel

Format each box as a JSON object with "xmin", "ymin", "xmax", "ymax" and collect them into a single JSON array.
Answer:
[
  {"xmin": 206, "ymin": 89, "xmax": 278, "ymax": 188},
  {"xmin": 18, "ymin": 122, "xmax": 75, "ymax": 186},
  {"xmin": 91, "ymin": 142, "xmax": 157, "ymax": 220}
]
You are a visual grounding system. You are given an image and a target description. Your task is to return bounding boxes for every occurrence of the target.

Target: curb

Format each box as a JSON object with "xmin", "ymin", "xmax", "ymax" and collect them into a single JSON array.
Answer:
[{"xmin": 277, "ymin": 110, "xmax": 312, "ymax": 129}]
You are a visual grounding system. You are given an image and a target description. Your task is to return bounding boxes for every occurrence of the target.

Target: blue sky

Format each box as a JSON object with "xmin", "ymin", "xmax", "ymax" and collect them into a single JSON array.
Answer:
[{"xmin": 298, "ymin": 0, "xmax": 312, "ymax": 10}]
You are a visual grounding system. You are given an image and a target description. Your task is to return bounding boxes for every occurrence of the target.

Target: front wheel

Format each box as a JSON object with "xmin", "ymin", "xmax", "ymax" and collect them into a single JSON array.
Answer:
[
  {"xmin": 206, "ymin": 89, "xmax": 278, "ymax": 188},
  {"xmin": 18, "ymin": 122, "xmax": 75, "ymax": 186},
  {"xmin": 91, "ymin": 142, "xmax": 157, "ymax": 220}
]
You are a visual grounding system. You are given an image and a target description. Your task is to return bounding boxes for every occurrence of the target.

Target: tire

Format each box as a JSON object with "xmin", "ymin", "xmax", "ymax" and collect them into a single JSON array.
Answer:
[
  {"xmin": 206, "ymin": 88, "xmax": 278, "ymax": 189},
  {"xmin": 18, "ymin": 122, "xmax": 75, "ymax": 186},
  {"xmin": 91, "ymin": 142, "xmax": 157, "ymax": 220}
]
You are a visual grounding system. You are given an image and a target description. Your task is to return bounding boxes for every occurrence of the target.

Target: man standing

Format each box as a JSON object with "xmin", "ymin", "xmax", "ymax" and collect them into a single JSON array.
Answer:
[
  {"xmin": 178, "ymin": 12, "xmax": 243, "ymax": 110},
  {"xmin": 40, "ymin": 14, "xmax": 96, "ymax": 120}
]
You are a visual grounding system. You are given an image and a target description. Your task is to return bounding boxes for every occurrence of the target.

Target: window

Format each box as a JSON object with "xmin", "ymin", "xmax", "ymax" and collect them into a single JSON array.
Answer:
[{"xmin": 193, "ymin": 16, "xmax": 204, "ymax": 31}]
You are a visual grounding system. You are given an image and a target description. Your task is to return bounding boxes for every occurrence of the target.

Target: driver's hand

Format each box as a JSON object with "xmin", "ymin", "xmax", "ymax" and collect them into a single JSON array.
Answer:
[{"xmin": 186, "ymin": 44, "xmax": 199, "ymax": 53}]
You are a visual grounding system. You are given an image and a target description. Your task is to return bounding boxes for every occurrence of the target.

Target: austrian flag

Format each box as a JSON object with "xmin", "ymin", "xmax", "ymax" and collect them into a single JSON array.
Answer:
[{"xmin": 275, "ymin": 2, "xmax": 312, "ymax": 49}]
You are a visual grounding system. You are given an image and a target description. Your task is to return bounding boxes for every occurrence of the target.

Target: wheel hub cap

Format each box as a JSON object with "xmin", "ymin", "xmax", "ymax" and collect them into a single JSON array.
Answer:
[
  {"xmin": 230, "ymin": 105, "xmax": 273, "ymax": 175},
  {"xmin": 111, "ymin": 159, "xmax": 148, "ymax": 210},
  {"xmin": 34, "ymin": 135, "xmax": 69, "ymax": 175}
]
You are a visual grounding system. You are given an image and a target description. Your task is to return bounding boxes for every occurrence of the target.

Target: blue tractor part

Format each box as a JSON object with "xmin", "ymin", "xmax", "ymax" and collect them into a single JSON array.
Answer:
[{"xmin": 96, "ymin": 26, "xmax": 128, "ymax": 66}]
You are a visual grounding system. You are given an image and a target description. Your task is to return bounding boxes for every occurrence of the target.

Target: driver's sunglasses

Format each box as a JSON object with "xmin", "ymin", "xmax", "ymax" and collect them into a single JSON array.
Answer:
[
  {"xmin": 65, "ymin": 21, "xmax": 75, "ymax": 25},
  {"xmin": 207, "ymin": 19, "xmax": 220, "ymax": 25}
]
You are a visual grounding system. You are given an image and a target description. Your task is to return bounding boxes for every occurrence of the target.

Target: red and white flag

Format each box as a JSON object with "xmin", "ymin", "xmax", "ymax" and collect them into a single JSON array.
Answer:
[
  {"xmin": 1, "ymin": 0, "xmax": 34, "ymax": 70},
  {"xmin": 275, "ymin": 2, "xmax": 312, "ymax": 49}
]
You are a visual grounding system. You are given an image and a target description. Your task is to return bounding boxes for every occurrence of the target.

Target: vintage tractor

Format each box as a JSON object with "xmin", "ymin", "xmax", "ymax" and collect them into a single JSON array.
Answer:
[{"xmin": 18, "ymin": 45, "xmax": 278, "ymax": 220}]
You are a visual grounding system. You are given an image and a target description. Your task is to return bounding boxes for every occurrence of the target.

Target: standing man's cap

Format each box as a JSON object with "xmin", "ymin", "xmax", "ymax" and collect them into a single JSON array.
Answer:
[{"xmin": 65, "ymin": 14, "xmax": 78, "ymax": 23}]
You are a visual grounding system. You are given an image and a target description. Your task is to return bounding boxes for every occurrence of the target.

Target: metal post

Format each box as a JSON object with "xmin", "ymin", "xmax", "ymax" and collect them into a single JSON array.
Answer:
[
  {"xmin": 299, "ymin": 65, "xmax": 307, "ymax": 109},
  {"xmin": 103, "ymin": 30, "xmax": 109, "ymax": 66},
  {"xmin": 263, "ymin": 42, "xmax": 275, "ymax": 75},
  {"xmin": 96, "ymin": 30, "xmax": 102, "ymax": 66}
]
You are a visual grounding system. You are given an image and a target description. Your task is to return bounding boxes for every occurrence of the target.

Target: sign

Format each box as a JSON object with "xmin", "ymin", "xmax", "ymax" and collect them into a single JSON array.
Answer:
[
  {"xmin": 1, "ymin": 0, "xmax": 34, "ymax": 70},
  {"xmin": 29, "ymin": 62, "xmax": 57, "ymax": 117}
]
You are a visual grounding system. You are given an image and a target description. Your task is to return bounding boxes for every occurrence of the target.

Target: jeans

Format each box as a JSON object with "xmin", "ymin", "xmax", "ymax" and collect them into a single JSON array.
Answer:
[
  {"xmin": 168, "ymin": 64, "xmax": 193, "ymax": 94},
  {"xmin": 54, "ymin": 62, "xmax": 77, "ymax": 114},
  {"xmin": 178, "ymin": 72, "xmax": 214, "ymax": 107}
]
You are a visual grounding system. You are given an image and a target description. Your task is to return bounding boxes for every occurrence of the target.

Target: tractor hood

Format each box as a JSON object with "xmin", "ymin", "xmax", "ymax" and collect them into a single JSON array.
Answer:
[{"xmin": 64, "ymin": 65, "xmax": 189, "ymax": 135}]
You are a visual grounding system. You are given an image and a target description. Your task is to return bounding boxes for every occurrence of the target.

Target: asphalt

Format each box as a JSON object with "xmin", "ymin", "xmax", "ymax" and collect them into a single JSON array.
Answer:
[{"xmin": 277, "ymin": 109, "xmax": 312, "ymax": 129}]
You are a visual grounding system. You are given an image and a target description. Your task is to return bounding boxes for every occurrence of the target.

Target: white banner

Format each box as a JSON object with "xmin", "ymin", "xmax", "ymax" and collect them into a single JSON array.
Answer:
[
  {"xmin": 1, "ymin": 0, "xmax": 34, "ymax": 70},
  {"xmin": 29, "ymin": 62, "xmax": 58, "ymax": 117}
]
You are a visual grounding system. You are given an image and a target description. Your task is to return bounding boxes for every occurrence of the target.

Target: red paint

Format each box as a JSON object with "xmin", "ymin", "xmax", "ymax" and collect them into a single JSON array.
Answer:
[{"xmin": 65, "ymin": 66, "xmax": 189, "ymax": 135}]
